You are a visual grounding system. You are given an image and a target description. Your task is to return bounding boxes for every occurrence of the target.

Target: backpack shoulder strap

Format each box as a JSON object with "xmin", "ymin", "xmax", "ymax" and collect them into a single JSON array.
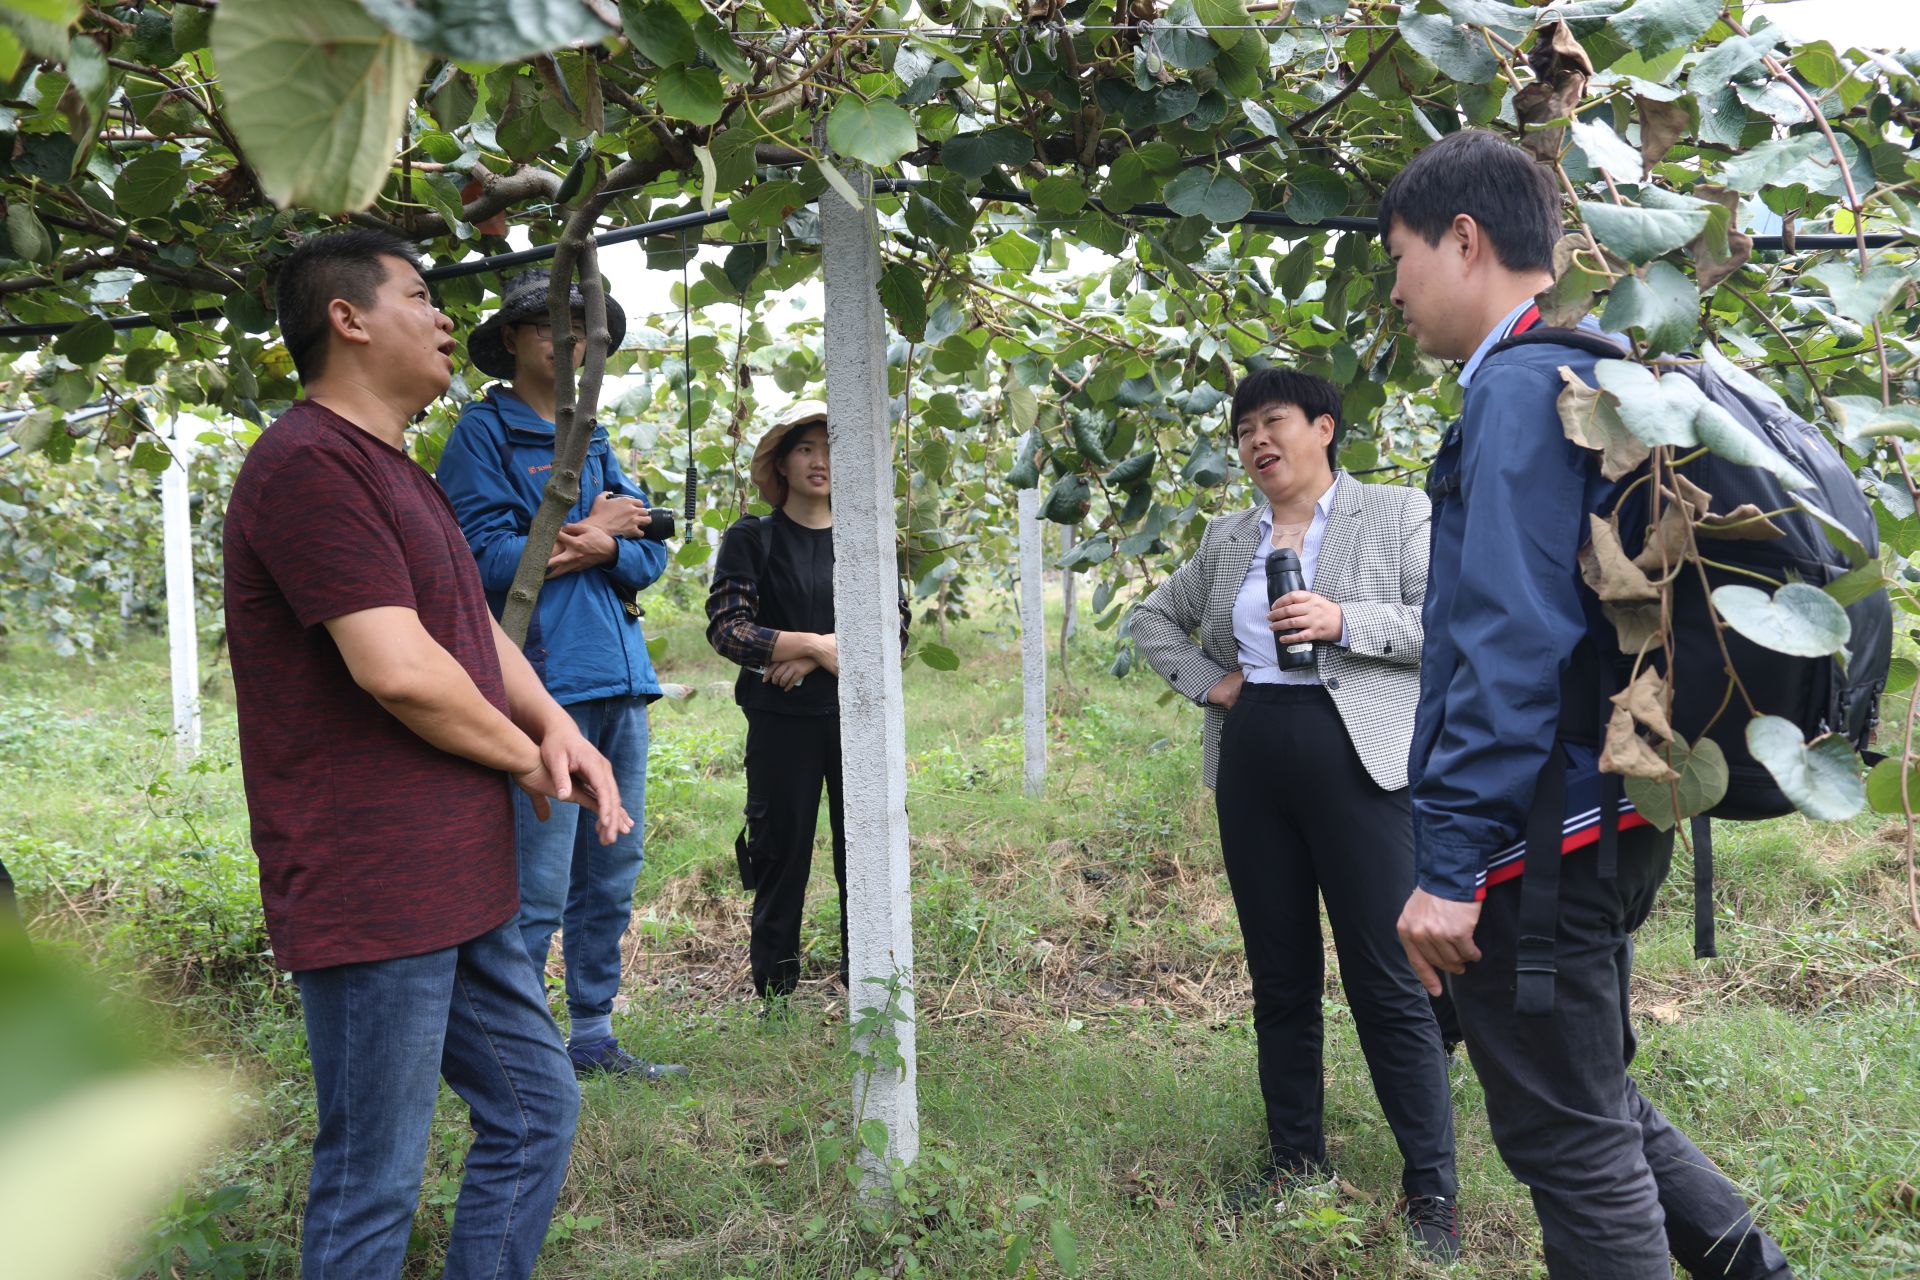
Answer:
[
  {"xmin": 1487, "ymin": 326, "xmax": 1631, "ymax": 362},
  {"xmin": 754, "ymin": 513, "xmax": 776, "ymax": 576},
  {"xmin": 1514, "ymin": 743, "xmax": 1569, "ymax": 1016},
  {"xmin": 1690, "ymin": 815, "xmax": 1717, "ymax": 960}
]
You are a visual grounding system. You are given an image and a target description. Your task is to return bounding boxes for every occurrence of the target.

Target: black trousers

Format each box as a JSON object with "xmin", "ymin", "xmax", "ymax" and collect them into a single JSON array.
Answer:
[
  {"xmin": 1452, "ymin": 827, "xmax": 1793, "ymax": 1279},
  {"xmin": 1214, "ymin": 684, "xmax": 1458, "ymax": 1199},
  {"xmin": 741, "ymin": 709, "xmax": 847, "ymax": 998}
]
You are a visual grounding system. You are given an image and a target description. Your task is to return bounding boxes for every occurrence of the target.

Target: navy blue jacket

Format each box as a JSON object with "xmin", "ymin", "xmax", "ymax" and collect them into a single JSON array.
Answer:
[
  {"xmin": 1408, "ymin": 332, "xmax": 1640, "ymax": 903},
  {"xmin": 435, "ymin": 387, "xmax": 667, "ymax": 706}
]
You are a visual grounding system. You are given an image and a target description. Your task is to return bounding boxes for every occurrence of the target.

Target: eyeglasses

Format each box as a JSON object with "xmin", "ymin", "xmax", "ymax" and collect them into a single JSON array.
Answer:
[{"xmin": 527, "ymin": 321, "xmax": 587, "ymax": 341}]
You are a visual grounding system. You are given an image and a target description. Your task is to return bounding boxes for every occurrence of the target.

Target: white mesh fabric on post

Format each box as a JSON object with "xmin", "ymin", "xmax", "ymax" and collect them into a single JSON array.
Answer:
[
  {"xmin": 1018, "ymin": 488, "xmax": 1046, "ymax": 797},
  {"xmin": 162, "ymin": 415, "xmax": 201, "ymax": 761},
  {"xmin": 819, "ymin": 161, "xmax": 919, "ymax": 1191}
]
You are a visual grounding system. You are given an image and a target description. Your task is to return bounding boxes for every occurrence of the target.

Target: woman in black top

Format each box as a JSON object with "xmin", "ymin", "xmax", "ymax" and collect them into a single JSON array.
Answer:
[{"xmin": 706, "ymin": 401, "xmax": 899, "ymax": 997}]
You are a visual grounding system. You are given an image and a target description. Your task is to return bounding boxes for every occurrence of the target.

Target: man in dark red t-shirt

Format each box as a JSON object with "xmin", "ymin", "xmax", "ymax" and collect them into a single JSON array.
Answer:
[{"xmin": 225, "ymin": 230, "xmax": 628, "ymax": 1280}]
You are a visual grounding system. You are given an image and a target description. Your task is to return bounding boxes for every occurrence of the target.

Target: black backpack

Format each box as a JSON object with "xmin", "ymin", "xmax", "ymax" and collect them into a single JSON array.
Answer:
[{"xmin": 1486, "ymin": 329, "xmax": 1893, "ymax": 1008}]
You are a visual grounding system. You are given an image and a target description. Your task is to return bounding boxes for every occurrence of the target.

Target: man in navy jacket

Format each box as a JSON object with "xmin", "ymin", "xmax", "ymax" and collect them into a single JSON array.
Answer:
[
  {"xmin": 1385, "ymin": 131, "xmax": 1791, "ymax": 1280},
  {"xmin": 437, "ymin": 270, "xmax": 685, "ymax": 1081}
]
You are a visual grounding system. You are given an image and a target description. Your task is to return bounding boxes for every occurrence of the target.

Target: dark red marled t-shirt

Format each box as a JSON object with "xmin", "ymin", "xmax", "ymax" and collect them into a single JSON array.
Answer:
[{"xmin": 223, "ymin": 401, "xmax": 516, "ymax": 971}]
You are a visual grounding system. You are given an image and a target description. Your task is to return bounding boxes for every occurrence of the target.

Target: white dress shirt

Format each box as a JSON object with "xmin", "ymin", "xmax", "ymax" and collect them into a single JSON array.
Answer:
[
  {"xmin": 1457, "ymin": 299, "xmax": 1538, "ymax": 390},
  {"xmin": 1232, "ymin": 472, "xmax": 1346, "ymax": 686}
]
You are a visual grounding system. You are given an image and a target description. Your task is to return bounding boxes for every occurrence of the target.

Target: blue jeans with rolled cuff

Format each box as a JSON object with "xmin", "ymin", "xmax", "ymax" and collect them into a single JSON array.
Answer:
[
  {"xmin": 514, "ymin": 694, "xmax": 649, "ymax": 1045},
  {"xmin": 292, "ymin": 917, "xmax": 579, "ymax": 1279}
]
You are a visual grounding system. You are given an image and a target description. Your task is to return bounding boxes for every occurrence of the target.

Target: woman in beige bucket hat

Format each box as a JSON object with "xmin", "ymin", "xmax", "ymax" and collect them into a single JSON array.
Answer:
[{"xmin": 705, "ymin": 399, "xmax": 906, "ymax": 999}]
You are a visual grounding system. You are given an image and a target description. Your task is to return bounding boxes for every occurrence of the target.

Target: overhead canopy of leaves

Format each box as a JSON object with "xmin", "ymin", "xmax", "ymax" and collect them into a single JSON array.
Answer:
[{"xmin": 0, "ymin": 0, "xmax": 1913, "ymax": 839}]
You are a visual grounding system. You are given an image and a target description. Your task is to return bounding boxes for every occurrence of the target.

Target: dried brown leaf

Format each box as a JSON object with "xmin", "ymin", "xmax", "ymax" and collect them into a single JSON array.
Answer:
[
  {"xmin": 1517, "ymin": 19, "xmax": 1592, "ymax": 164},
  {"xmin": 1560, "ymin": 368, "xmax": 1652, "ymax": 481},
  {"xmin": 1688, "ymin": 183, "xmax": 1752, "ymax": 291},
  {"xmin": 1520, "ymin": 126, "xmax": 1566, "ymax": 165},
  {"xmin": 1581, "ymin": 514, "xmax": 1659, "ymax": 602},
  {"xmin": 1601, "ymin": 705, "xmax": 1679, "ymax": 781},
  {"xmin": 1517, "ymin": 77, "xmax": 1584, "ymax": 161},
  {"xmin": 1637, "ymin": 96, "xmax": 1691, "ymax": 172},
  {"xmin": 1530, "ymin": 19, "xmax": 1595, "ymax": 79},
  {"xmin": 1696, "ymin": 228, "xmax": 1752, "ymax": 291},
  {"xmin": 1610, "ymin": 666, "xmax": 1675, "ymax": 742},
  {"xmin": 1633, "ymin": 503, "xmax": 1693, "ymax": 574},
  {"xmin": 1891, "ymin": 1179, "xmax": 1920, "ymax": 1215},
  {"xmin": 1603, "ymin": 600, "xmax": 1665, "ymax": 655},
  {"xmin": 1671, "ymin": 471, "xmax": 1713, "ymax": 516},
  {"xmin": 1698, "ymin": 503, "xmax": 1786, "ymax": 540},
  {"xmin": 1539, "ymin": 234, "xmax": 1629, "ymax": 327}
]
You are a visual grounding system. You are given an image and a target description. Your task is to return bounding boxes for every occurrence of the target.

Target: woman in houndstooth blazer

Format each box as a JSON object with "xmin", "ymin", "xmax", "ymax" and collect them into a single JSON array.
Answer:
[{"xmin": 1134, "ymin": 367, "xmax": 1461, "ymax": 1256}]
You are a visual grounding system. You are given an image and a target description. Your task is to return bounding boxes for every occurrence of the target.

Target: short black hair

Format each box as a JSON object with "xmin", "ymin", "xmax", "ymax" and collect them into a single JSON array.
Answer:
[
  {"xmin": 274, "ymin": 229, "xmax": 424, "ymax": 382},
  {"xmin": 1231, "ymin": 367, "xmax": 1344, "ymax": 469},
  {"xmin": 1375, "ymin": 130, "xmax": 1561, "ymax": 274}
]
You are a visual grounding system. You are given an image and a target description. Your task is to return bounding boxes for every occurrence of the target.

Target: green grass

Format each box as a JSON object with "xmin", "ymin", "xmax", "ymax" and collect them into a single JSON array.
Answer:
[{"xmin": 3, "ymin": 598, "xmax": 1917, "ymax": 1279}]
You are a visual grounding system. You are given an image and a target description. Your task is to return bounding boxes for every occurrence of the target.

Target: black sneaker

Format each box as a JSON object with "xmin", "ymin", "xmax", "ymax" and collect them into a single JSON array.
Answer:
[
  {"xmin": 1223, "ymin": 1162, "xmax": 1337, "ymax": 1213},
  {"xmin": 1405, "ymin": 1194, "xmax": 1461, "ymax": 1262},
  {"xmin": 568, "ymin": 1036, "xmax": 689, "ymax": 1082}
]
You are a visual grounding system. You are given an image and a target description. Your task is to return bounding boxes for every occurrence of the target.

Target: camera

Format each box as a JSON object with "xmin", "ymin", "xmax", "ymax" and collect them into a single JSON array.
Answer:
[
  {"xmin": 640, "ymin": 507, "xmax": 675, "ymax": 541},
  {"xmin": 605, "ymin": 492, "xmax": 675, "ymax": 541}
]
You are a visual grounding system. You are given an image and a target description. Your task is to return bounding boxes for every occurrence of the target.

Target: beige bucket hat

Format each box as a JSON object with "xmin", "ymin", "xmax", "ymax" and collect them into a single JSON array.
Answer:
[{"xmin": 748, "ymin": 399, "xmax": 828, "ymax": 506}]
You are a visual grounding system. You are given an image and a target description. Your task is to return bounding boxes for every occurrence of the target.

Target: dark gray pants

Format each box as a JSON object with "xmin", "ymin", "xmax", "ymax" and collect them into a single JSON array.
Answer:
[
  {"xmin": 1452, "ymin": 827, "xmax": 1794, "ymax": 1279},
  {"xmin": 1215, "ymin": 684, "xmax": 1458, "ymax": 1199}
]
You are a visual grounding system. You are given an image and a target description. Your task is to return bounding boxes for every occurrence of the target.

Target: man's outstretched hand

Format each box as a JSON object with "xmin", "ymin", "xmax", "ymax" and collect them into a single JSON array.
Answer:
[
  {"xmin": 513, "ymin": 726, "xmax": 634, "ymax": 844},
  {"xmin": 1397, "ymin": 888, "xmax": 1483, "ymax": 997}
]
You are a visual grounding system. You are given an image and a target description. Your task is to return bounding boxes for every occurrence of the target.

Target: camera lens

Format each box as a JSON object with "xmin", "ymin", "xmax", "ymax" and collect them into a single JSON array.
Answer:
[{"xmin": 643, "ymin": 507, "xmax": 676, "ymax": 542}]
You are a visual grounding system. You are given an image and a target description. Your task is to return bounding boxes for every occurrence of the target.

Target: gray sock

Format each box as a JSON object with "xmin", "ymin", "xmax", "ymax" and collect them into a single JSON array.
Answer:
[{"xmin": 568, "ymin": 1015, "xmax": 613, "ymax": 1048}]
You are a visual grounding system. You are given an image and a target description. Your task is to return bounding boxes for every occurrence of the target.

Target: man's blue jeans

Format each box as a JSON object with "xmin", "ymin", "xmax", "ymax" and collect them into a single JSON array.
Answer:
[
  {"xmin": 292, "ymin": 917, "xmax": 579, "ymax": 1279},
  {"xmin": 514, "ymin": 694, "xmax": 648, "ymax": 1045}
]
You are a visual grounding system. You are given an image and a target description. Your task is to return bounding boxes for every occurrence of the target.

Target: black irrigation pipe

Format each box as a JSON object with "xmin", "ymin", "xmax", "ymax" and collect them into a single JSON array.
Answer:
[{"xmin": 0, "ymin": 181, "xmax": 1906, "ymax": 339}]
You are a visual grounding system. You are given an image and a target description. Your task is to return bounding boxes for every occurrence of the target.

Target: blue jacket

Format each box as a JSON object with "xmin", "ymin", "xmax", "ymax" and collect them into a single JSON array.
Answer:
[
  {"xmin": 1408, "ymin": 331, "xmax": 1639, "ymax": 903},
  {"xmin": 435, "ymin": 387, "xmax": 668, "ymax": 706}
]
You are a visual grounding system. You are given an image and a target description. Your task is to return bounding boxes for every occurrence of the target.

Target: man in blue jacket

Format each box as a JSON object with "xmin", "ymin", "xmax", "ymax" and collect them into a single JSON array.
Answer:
[
  {"xmin": 1384, "ymin": 131, "xmax": 1791, "ymax": 1279},
  {"xmin": 437, "ymin": 270, "xmax": 685, "ymax": 1081}
]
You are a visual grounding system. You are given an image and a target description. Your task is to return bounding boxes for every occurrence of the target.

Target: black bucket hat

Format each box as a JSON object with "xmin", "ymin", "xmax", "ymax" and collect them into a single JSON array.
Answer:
[{"xmin": 466, "ymin": 268, "xmax": 628, "ymax": 380}]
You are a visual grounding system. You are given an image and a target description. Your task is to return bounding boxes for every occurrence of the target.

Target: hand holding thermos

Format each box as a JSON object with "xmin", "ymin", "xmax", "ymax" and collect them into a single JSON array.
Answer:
[{"xmin": 1265, "ymin": 549, "xmax": 1317, "ymax": 670}]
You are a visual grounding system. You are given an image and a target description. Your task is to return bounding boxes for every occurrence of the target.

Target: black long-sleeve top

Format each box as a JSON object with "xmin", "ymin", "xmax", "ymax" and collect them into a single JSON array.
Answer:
[{"xmin": 705, "ymin": 512, "xmax": 909, "ymax": 716}]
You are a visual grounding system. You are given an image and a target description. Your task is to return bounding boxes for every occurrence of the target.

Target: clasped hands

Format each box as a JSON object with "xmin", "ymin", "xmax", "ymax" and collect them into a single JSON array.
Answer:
[
  {"xmin": 546, "ymin": 492, "xmax": 651, "ymax": 579},
  {"xmin": 512, "ymin": 723, "xmax": 634, "ymax": 846},
  {"xmin": 764, "ymin": 633, "xmax": 839, "ymax": 690}
]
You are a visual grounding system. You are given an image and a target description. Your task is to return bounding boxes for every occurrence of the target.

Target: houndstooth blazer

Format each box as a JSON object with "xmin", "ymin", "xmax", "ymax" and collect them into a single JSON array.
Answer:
[{"xmin": 1133, "ymin": 476, "xmax": 1430, "ymax": 791}]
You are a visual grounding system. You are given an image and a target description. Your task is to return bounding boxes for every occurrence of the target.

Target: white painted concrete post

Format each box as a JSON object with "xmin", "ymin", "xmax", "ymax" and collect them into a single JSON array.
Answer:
[
  {"xmin": 161, "ymin": 417, "xmax": 200, "ymax": 761},
  {"xmin": 819, "ymin": 162, "xmax": 918, "ymax": 1188},
  {"xmin": 1018, "ymin": 488, "xmax": 1046, "ymax": 797}
]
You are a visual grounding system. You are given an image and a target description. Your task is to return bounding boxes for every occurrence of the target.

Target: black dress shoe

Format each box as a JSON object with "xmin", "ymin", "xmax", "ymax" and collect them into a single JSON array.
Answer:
[{"xmin": 1405, "ymin": 1194, "xmax": 1461, "ymax": 1262}]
